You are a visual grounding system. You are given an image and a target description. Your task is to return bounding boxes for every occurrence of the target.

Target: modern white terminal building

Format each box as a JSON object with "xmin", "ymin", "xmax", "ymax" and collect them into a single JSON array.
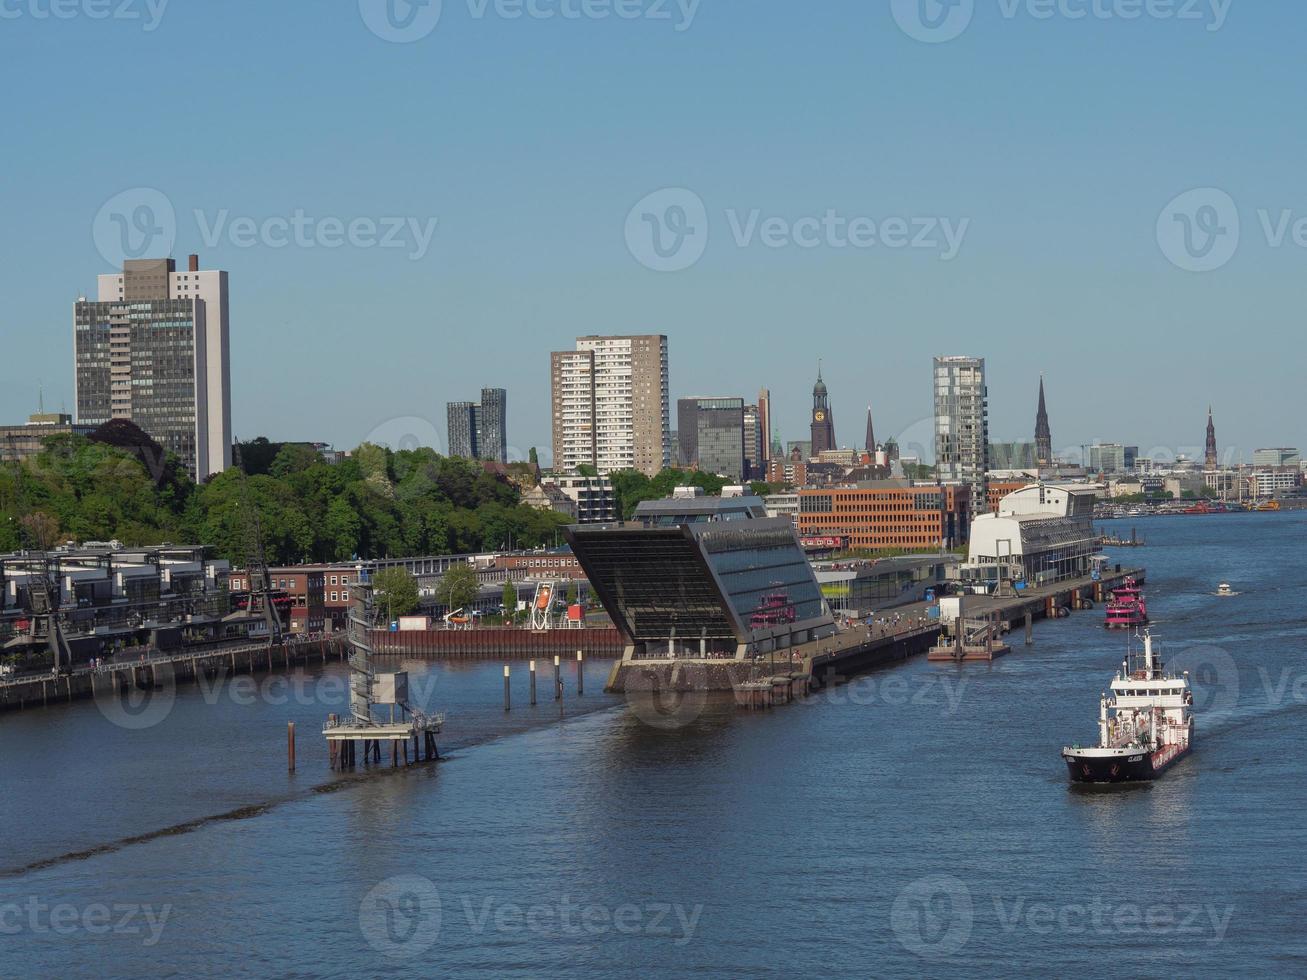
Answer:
[{"xmin": 962, "ymin": 484, "xmax": 1102, "ymax": 592}]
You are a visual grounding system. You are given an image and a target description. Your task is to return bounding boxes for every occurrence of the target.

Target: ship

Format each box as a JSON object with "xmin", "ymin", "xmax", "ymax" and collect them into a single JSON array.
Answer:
[
  {"xmin": 1061, "ymin": 630, "xmax": 1194, "ymax": 784},
  {"xmin": 1104, "ymin": 577, "xmax": 1147, "ymax": 630},
  {"xmin": 750, "ymin": 591, "xmax": 797, "ymax": 628}
]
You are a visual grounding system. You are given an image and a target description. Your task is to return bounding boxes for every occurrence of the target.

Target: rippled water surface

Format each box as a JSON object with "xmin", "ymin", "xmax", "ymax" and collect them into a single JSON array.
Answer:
[{"xmin": 3, "ymin": 513, "xmax": 1307, "ymax": 977}]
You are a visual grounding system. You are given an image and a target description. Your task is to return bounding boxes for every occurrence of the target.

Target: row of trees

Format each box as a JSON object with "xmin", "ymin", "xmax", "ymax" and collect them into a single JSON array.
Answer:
[
  {"xmin": 0, "ymin": 428, "xmax": 572, "ymax": 565},
  {"xmin": 0, "ymin": 425, "xmax": 791, "ymax": 567}
]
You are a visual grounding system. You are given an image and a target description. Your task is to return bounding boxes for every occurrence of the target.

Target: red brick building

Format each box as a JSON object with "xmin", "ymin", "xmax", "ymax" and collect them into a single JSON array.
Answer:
[{"xmin": 797, "ymin": 482, "xmax": 971, "ymax": 551}]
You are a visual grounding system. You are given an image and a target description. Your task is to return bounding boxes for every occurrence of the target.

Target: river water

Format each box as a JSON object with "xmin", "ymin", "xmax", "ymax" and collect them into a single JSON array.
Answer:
[{"xmin": 2, "ymin": 513, "xmax": 1306, "ymax": 977}]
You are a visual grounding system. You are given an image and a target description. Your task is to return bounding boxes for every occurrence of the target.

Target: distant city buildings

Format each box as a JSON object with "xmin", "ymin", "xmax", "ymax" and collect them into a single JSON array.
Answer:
[
  {"xmin": 445, "ymin": 388, "xmax": 508, "ymax": 463},
  {"xmin": 1253, "ymin": 448, "xmax": 1301, "ymax": 468},
  {"xmin": 0, "ymin": 414, "xmax": 95, "ymax": 464},
  {"xmin": 990, "ymin": 441, "xmax": 1038, "ymax": 471},
  {"xmin": 757, "ymin": 387, "xmax": 772, "ymax": 475},
  {"xmin": 934, "ymin": 355, "xmax": 989, "ymax": 524},
  {"xmin": 1088, "ymin": 443, "xmax": 1138, "ymax": 475},
  {"xmin": 743, "ymin": 403, "xmax": 762, "ymax": 480},
  {"xmin": 676, "ymin": 397, "xmax": 746, "ymax": 481},
  {"xmin": 74, "ymin": 255, "xmax": 232, "ymax": 482},
  {"xmin": 550, "ymin": 335, "xmax": 669, "ymax": 477}
]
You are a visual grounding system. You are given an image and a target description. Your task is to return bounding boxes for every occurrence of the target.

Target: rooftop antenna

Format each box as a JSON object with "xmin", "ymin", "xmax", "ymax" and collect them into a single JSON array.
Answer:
[{"xmin": 37, "ymin": 380, "xmax": 43, "ymax": 416}]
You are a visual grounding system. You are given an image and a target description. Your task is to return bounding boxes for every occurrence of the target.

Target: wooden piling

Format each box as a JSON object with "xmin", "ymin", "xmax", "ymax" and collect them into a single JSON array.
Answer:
[
  {"xmin": 576, "ymin": 651, "xmax": 584, "ymax": 695},
  {"xmin": 554, "ymin": 656, "xmax": 562, "ymax": 700},
  {"xmin": 529, "ymin": 660, "xmax": 537, "ymax": 705},
  {"xmin": 504, "ymin": 665, "xmax": 511, "ymax": 712},
  {"xmin": 288, "ymin": 721, "xmax": 296, "ymax": 772}
]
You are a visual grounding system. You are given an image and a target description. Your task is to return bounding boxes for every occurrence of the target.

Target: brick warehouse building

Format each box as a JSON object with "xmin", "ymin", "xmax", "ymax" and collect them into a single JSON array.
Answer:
[{"xmin": 797, "ymin": 482, "xmax": 971, "ymax": 551}]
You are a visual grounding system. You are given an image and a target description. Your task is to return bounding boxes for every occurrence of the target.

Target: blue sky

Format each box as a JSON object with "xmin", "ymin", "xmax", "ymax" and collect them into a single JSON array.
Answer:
[{"xmin": 1, "ymin": 0, "xmax": 1301, "ymax": 465}]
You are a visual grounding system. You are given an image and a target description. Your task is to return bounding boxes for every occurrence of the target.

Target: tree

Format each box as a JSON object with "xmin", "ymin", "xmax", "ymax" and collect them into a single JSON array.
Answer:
[
  {"xmin": 372, "ymin": 567, "xmax": 420, "ymax": 619},
  {"xmin": 439, "ymin": 562, "xmax": 479, "ymax": 612},
  {"xmin": 565, "ymin": 580, "xmax": 579, "ymax": 606},
  {"xmin": 502, "ymin": 579, "xmax": 518, "ymax": 620},
  {"xmin": 528, "ymin": 447, "xmax": 539, "ymax": 466},
  {"xmin": 20, "ymin": 511, "xmax": 61, "ymax": 551}
]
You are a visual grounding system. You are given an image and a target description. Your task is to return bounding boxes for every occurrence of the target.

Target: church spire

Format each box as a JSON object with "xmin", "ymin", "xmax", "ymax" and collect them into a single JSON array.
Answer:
[
  {"xmin": 1035, "ymin": 375, "xmax": 1052, "ymax": 468},
  {"xmin": 1205, "ymin": 407, "xmax": 1218, "ymax": 469},
  {"xmin": 865, "ymin": 406, "xmax": 876, "ymax": 456}
]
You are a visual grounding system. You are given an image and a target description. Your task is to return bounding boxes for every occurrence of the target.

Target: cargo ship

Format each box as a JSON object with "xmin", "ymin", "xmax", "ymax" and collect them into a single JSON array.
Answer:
[
  {"xmin": 1061, "ymin": 630, "xmax": 1194, "ymax": 784},
  {"xmin": 1104, "ymin": 577, "xmax": 1147, "ymax": 630}
]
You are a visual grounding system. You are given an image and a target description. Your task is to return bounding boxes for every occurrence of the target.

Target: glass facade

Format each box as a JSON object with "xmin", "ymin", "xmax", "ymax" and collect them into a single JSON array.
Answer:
[{"xmin": 75, "ymin": 299, "xmax": 200, "ymax": 478}]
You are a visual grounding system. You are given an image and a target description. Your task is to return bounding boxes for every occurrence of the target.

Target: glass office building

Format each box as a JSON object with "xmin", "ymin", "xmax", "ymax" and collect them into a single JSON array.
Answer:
[{"xmin": 565, "ymin": 494, "xmax": 833, "ymax": 660}]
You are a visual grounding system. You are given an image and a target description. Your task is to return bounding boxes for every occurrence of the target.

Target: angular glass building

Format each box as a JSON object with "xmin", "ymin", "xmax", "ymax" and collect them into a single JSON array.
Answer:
[{"xmin": 565, "ymin": 493, "xmax": 834, "ymax": 661}]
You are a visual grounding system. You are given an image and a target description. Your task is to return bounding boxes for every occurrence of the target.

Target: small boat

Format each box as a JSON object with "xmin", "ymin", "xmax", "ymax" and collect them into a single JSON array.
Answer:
[
  {"xmin": 1104, "ymin": 577, "xmax": 1147, "ymax": 630},
  {"xmin": 1215, "ymin": 583, "xmax": 1238, "ymax": 597},
  {"xmin": 1062, "ymin": 630, "xmax": 1194, "ymax": 784}
]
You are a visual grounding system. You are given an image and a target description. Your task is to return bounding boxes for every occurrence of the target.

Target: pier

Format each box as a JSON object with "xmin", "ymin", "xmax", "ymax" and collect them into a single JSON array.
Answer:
[
  {"xmin": 0, "ymin": 637, "xmax": 347, "ymax": 714},
  {"xmin": 607, "ymin": 565, "xmax": 1145, "ymax": 699}
]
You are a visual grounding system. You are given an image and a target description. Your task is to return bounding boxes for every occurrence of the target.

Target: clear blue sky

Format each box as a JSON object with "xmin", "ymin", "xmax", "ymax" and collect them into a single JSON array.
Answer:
[{"xmin": 1, "ymin": 0, "xmax": 1301, "ymax": 465}]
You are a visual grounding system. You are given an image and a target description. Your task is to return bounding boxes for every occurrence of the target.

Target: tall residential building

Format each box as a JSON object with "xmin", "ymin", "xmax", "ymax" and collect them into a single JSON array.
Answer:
[
  {"xmin": 447, "ymin": 389, "xmax": 508, "ymax": 462},
  {"xmin": 477, "ymin": 387, "xmax": 508, "ymax": 464},
  {"xmin": 1205, "ymin": 408, "xmax": 1219, "ymax": 470},
  {"xmin": 676, "ymin": 397, "xmax": 746, "ymax": 481},
  {"xmin": 810, "ymin": 368, "xmax": 836, "ymax": 456},
  {"xmin": 1035, "ymin": 376, "xmax": 1052, "ymax": 467},
  {"xmin": 551, "ymin": 335, "xmax": 669, "ymax": 477},
  {"xmin": 447, "ymin": 402, "xmax": 478, "ymax": 459},
  {"xmin": 743, "ymin": 403, "xmax": 762, "ymax": 480},
  {"xmin": 757, "ymin": 387, "xmax": 772, "ymax": 473},
  {"xmin": 79, "ymin": 255, "xmax": 231, "ymax": 481},
  {"xmin": 934, "ymin": 355, "xmax": 989, "ymax": 526}
]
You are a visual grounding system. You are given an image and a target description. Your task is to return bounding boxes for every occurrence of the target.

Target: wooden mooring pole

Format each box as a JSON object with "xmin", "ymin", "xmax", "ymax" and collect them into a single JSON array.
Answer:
[
  {"xmin": 504, "ymin": 665, "xmax": 511, "ymax": 712},
  {"xmin": 288, "ymin": 721, "xmax": 296, "ymax": 772},
  {"xmin": 529, "ymin": 660, "xmax": 537, "ymax": 705},
  {"xmin": 576, "ymin": 650, "xmax": 584, "ymax": 696},
  {"xmin": 553, "ymin": 656, "xmax": 562, "ymax": 701}
]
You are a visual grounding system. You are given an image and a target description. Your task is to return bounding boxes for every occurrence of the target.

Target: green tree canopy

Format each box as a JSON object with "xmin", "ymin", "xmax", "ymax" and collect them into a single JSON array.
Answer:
[
  {"xmin": 372, "ymin": 567, "xmax": 420, "ymax": 619},
  {"xmin": 438, "ymin": 563, "xmax": 480, "ymax": 612}
]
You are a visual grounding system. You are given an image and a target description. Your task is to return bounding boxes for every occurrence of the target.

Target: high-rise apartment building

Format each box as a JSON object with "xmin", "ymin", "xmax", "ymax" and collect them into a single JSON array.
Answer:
[
  {"xmin": 551, "ymin": 335, "xmax": 669, "ymax": 477},
  {"xmin": 446, "ymin": 388, "xmax": 508, "ymax": 463},
  {"xmin": 477, "ymin": 387, "xmax": 508, "ymax": 464},
  {"xmin": 757, "ymin": 387, "xmax": 772, "ymax": 473},
  {"xmin": 75, "ymin": 256, "xmax": 231, "ymax": 481},
  {"xmin": 447, "ymin": 402, "xmax": 478, "ymax": 459},
  {"xmin": 934, "ymin": 355, "xmax": 989, "ymax": 527}
]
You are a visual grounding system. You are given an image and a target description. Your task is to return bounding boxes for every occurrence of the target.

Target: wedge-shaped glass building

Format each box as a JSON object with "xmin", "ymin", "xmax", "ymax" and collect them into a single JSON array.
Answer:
[{"xmin": 564, "ymin": 493, "xmax": 834, "ymax": 661}]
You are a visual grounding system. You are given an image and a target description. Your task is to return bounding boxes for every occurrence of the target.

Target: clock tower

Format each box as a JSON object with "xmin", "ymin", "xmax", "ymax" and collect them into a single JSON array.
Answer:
[{"xmin": 810, "ymin": 366, "xmax": 836, "ymax": 457}]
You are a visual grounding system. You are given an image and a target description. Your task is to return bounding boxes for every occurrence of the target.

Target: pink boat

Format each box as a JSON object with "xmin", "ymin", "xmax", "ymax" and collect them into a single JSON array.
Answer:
[{"xmin": 1104, "ymin": 577, "xmax": 1148, "ymax": 630}]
